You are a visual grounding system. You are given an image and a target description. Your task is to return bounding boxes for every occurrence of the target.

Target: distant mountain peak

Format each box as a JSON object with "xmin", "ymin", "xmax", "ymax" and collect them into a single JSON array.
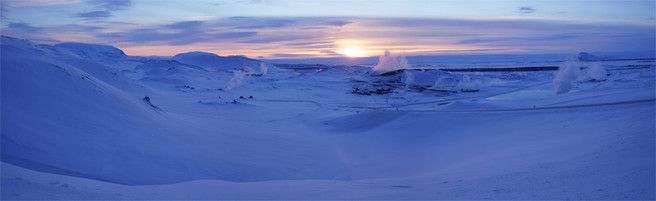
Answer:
[
  {"xmin": 172, "ymin": 51, "xmax": 262, "ymax": 72},
  {"xmin": 55, "ymin": 42, "xmax": 127, "ymax": 58},
  {"xmin": 576, "ymin": 52, "xmax": 599, "ymax": 61},
  {"xmin": 173, "ymin": 51, "xmax": 220, "ymax": 58}
]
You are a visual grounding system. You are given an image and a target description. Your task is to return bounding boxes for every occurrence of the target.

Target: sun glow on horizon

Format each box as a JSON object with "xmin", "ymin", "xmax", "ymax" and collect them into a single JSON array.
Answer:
[
  {"xmin": 336, "ymin": 40, "xmax": 373, "ymax": 57},
  {"xmin": 338, "ymin": 47, "xmax": 367, "ymax": 57}
]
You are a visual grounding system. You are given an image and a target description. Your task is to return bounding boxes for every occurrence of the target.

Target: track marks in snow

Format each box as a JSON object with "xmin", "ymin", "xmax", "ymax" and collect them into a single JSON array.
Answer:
[{"xmin": 398, "ymin": 98, "xmax": 656, "ymax": 113}]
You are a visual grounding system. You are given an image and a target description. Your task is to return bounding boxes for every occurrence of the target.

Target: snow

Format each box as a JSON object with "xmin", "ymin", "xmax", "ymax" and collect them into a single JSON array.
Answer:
[
  {"xmin": 172, "ymin": 51, "xmax": 265, "ymax": 73},
  {"xmin": 55, "ymin": 42, "xmax": 127, "ymax": 59},
  {"xmin": 2, "ymin": 36, "xmax": 655, "ymax": 199}
]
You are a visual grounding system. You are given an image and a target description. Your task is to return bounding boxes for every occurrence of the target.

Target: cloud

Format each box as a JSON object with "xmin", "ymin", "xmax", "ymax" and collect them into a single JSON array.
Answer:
[
  {"xmin": 318, "ymin": 50, "xmax": 343, "ymax": 56},
  {"xmin": 270, "ymin": 53, "xmax": 315, "ymax": 58},
  {"xmin": 458, "ymin": 33, "xmax": 579, "ymax": 44},
  {"xmin": 75, "ymin": 11, "xmax": 111, "ymax": 19},
  {"xmin": 235, "ymin": 19, "xmax": 295, "ymax": 29},
  {"xmin": 301, "ymin": 27, "xmax": 327, "ymax": 30},
  {"xmin": 62, "ymin": 23, "xmax": 104, "ymax": 32},
  {"xmin": 45, "ymin": 23, "xmax": 104, "ymax": 33},
  {"xmin": 0, "ymin": 1, "xmax": 7, "ymax": 19},
  {"xmin": 7, "ymin": 22, "xmax": 43, "ymax": 32},
  {"xmin": 74, "ymin": 0, "xmax": 131, "ymax": 20},
  {"xmin": 97, "ymin": 20, "xmax": 257, "ymax": 45},
  {"xmin": 239, "ymin": 35, "xmax": 315, "ymax": 43},
  {"xmin": 235, "ymin": 0, "xmax": 270, "ymax": 5},
  {"xmin": 167, "ymin": 31, "xmax": 257, "ymax": 45},
  {"xmin": 416, "ymin": 48, "xmax": 510, "ymax": 55},
  {"xmin": 9, "ymin": 16, "xmax": 653, "ymax": 57},
  {"xmin": 366, "ymin": 18, "xmax": 644, "ymax": 34},
  {"xmin": 212, "ymin": 17, "xmax": 349, "ymax": 30},
  {"xmin": 323, "ymin": 20, "xmax": 351, "ymax": 27},
  {"xmin": 214, "ymin": 17, "xmax": 296, "ymax": 29},
  {"xmin": 1, "ymin": 0, "xmax": 83, "ymax": 8},
  {"xmin": 99, "ymin": 28, "xmax": 172, "ymax": 42},
  {"xmin": 367, "ymin": 18, "xmax": 551, "ymax": 30},
  {"xmin": 210, "ymin": 32, "xmax": 258, "ymax": 38},
  {"xmin": 88, "ymin": 0, "xmax": 131, "ymax": 11},
  {"xmin": 519, "ymin": 6, "xmax": 536, "ymax": 14},
  {"xmin": 164, "ymin": 20, "xmax": 204, "ymax": 30},
  {"xmin": 286, "ymin": 41, "xmax": 332, "ymax": 46}
]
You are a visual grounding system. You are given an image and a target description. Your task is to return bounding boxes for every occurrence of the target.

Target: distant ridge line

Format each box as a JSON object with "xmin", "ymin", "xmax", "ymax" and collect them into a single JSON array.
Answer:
[
  {"xmin": 440, "ymin": 66, "xmax": 559, "ymax": 72},
  {"xmin": 401, "ymin": 98, "xmax": 656, "ymax": 113}
]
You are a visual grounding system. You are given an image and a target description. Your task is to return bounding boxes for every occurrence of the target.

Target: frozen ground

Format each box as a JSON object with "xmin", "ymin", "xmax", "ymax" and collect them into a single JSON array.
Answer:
[{"xmin": 1, "ymin": 36, "xmax": 655, "ymax": 199}]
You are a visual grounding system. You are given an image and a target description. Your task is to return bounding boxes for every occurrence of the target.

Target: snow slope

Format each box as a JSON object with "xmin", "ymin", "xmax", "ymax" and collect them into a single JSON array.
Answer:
[
  {"xmin": 2, "ymin": 36, "xmax": 654, "ymax": 199},
  {"xmin": 172, "ymin": 51, "xmax": 264, "ymax": 73},
  {"xmin": 3, "ymin": 101, "xmax": 653, "ymax": 199},
  {"xmin": 55, "ymin": 42, "xmax": 127, "ymax": 59},
  {"xmin": 1, "ymin": 36, "xmax": 346, "ymax": 185}
]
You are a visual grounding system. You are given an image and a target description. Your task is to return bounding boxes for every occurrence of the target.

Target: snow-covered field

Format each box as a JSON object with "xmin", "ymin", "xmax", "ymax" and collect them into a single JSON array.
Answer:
[{"xmin": 2, "ymin": 35, "xmax": 654, "ymax": 199}]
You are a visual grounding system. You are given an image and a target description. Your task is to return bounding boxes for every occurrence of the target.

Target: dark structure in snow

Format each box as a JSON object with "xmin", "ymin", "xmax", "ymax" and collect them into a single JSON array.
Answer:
[{"xmin": 143, "ymin": 96, "xmax": 159, "ymax": 109}]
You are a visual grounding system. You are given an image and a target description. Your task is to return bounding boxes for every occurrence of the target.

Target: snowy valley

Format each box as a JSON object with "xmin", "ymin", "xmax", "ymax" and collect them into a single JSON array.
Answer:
[{"xmin": 1, "ymin": 35, "xmax": 655, "ymax": 199}]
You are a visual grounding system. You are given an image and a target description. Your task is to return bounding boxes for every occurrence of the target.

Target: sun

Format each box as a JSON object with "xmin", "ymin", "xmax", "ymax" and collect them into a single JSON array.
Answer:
[{"xmin": 338, "ymin": 47, "xmax": 366, "ymax": 57}]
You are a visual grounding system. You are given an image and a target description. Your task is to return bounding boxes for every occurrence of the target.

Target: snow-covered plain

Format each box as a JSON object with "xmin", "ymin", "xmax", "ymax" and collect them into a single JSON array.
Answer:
[{"xmin": 1, "ymin": 35, "xmax": 654, "ymax": 199}]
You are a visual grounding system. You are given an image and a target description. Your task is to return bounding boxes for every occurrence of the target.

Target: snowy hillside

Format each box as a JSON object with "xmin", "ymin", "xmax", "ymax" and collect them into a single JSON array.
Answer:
[
  {"xmin": 172, "ymin": 51, "xmax": 264, "ymax": 73},
  {"xmin": 1, "ymin": 36, "xmax": 654, "ymax": 199},
  {"xmin": 55, "ymin": 42, "xmax": 127, "ymax": 59}
]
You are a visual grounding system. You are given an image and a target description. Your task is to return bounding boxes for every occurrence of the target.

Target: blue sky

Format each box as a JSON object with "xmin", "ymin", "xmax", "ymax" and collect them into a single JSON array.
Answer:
[{"xmin": 1, "ymin": 0, "xmax": 654, "ymax": 58}]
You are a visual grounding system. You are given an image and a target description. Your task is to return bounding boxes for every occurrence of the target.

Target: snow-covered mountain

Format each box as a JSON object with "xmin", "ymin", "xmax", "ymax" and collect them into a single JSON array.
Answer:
[
  {"xmin": 172, "ymin": 51, "xmax": 264, "ymax": 73},
  {"xmin": 2, "ymin": 36, "xmax": 337, "ymax": 185},
  {"xmin": 55, "ymin": 42, "xmax": 127, "ymax": 59},
  {"xmin": 1, "ymin": 36, "xmax": 654, "ymax": 199},
  {"xmin": 130, "ymin": 59, "xmax": 209, "ymax": 85},
  {"xmin": 2, "ymin": 36, "xmax": 189, "ymax": 185}
]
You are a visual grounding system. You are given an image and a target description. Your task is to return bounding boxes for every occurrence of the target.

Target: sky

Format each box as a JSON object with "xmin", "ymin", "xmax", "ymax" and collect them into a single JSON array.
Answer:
[{"xmin": 1, "ymin": 0, "xmax": 654, "ymax": 59}]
